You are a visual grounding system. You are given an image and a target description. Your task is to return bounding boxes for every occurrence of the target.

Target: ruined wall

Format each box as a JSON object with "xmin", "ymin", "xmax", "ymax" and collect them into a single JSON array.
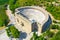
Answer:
[{"xmin": 15, "ymin": 14, "xmax": 32, "ymax": 34}]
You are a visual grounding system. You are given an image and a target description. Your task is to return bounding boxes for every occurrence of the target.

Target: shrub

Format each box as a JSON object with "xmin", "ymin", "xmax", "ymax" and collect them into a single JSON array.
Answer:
[
  {"xmin": 51, "ymin": 31, "xmax": 60, "ymax": 40},
  {"xmin": 0, "ymin": 0, "xmax": 9, "ymax": 5},
  {"xmin": 10, "ymin": 26, "xmax": 20, "ymax": 38},
  {"xmin": 6, "ymin": 28, "xmax": 11, "ymax": 37},
  {"xmin": 50, "ymin": 25, "xmax": 60, "ymax": 30},
  {"xmin": 6, "ymin": 25, "xmax": 20, "ymax": 38},
  {"xmin": 30, "ymin": 32, "xmax": 45, "ymax": 40}
]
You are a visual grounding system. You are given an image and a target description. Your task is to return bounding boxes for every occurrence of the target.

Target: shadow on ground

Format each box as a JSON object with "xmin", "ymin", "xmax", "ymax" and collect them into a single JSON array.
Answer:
[
  {"xmin": 19, "ymin": 31, "xmax": 27, "ymax": 40},
  {"xmin": 42, "ymin": 15, "xmax": 52, "ymax": 32}
]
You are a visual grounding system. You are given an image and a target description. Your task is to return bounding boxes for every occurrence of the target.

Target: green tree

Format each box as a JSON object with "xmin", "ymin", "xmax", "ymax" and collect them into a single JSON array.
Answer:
[
  {"xmin": 10, "ymin": 25, "xmax": 20, "ymax": 38},
  {"xmin": 6, "ymin": 25, "xmax": 20, "ymax": 38},
  {"xmin": 51, "ymin": 31, "xmax": 60, "ymax": 40},
  {"xmin": 0, "ymin": 6, "xmax": 9, "ymax": 27},
  {"xmin": 0, "ymin": 0, "xmax": 9, "ymax": 5}
]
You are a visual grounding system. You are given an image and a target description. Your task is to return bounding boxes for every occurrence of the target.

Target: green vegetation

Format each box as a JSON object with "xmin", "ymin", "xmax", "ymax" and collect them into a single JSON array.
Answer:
[
  {"xmin": 0, "ymin": 0, "xmax": 60, "ymax": 40},
  {"xmin": 6, "ymin": 27, "xmax": 11, "ymax": 37},
  {"xmin": 9, "ymin": 0, "xmax": 57, "ymax": 12},
  {"xmin": 9, "ymin": 0, "xmax": 60, "ymax": 20},
  {"xmin": 31, "ymin": 24, "xmax": 60, "ymax": 40},
  {"xmin": 0, "ymin": 0, "xmax": 9, "ymax": 27},
  {"xmin": 46, "ymin": 4, "xmax": 60, "ymax": 20},
  {"xmin": 9, "ymin": 0, "xmax": 18, "ymax": 12},
  {"xmin": 6, "ymin": 25, "xmax": 20, "ymax": 38},
  {"xmin": 30, "ymin": 32, "xmax": 46, "ymax": 40},
  {"xmin": 9, "ymin": 0, "xmax": 41, "ymax": 12},
  {"xmin": 43, "ymin": 30, "xmax": 54, "ymax": 38},
  {"xmin": 53, "ymin": 20, "xmax": 60, "ymax": 24},
  {"xmin": 51, "ymin": 31, "xmax": 60, "ymax": 40},
  {"xmin": 8, "ymin": 0, "xmax": 56, "ymax": 10},
  {"xmin": 0, "ymin": 0, "xmax": 9, "ymax": 5},
  {"xmin": 0, "ymin": 6, "xmax": 9, "ymax": 26},
  {"xmin": 50, "ymin": 25, "xmax": 60, "ymax": 30}
]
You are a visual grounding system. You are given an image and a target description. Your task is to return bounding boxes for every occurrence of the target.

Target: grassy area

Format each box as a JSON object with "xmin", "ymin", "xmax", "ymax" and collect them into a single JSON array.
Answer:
[{"xmin": 0, "ymin": 26, "xmax": 5, "ymax": 30}]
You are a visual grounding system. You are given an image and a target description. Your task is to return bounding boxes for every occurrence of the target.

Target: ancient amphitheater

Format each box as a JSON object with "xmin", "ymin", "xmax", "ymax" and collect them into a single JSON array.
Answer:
[{"xmin": 15, "ymin": 6, "xmax": 52, "ymax": 34}]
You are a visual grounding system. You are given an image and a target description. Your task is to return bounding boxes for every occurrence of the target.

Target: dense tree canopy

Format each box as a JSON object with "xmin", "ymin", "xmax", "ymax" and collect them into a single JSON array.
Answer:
[
  {"xmin": 0, "ymin": 0, "xmax": 9, "ymax": 5},
  {"xmin": 0, "ymin": 6, "xmax": 9, "ymax": 27},
  {"xmin": 0, "ymin": 0, "xmax": 9, "ymax": 27},
  {"xmin": 6, "ymin": 25, "xmax": 20, "ymax": 38}
]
